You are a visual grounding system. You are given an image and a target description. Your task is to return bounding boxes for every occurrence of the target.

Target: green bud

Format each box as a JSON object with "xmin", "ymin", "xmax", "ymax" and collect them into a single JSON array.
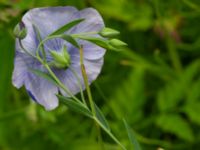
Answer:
[
  {"xmin": 99, "ymin": 27, "xmax": 120, "ymax": 38},
  {"xmin": 109, "ymin": 39, "xmax": 127, "ymax": 48},
  {"xmin": 13, "ymin": 21, "xmax": 27, "ymax": 39},
  {"xmin": 50, "ymin": 45, "xmax": 71, "ymax": 69}
]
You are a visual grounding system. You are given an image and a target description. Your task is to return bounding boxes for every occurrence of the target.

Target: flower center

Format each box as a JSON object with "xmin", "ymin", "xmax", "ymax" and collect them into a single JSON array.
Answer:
[{"xmin": 49, "ymin": 45, "xmax": 71, "ymax": 69}]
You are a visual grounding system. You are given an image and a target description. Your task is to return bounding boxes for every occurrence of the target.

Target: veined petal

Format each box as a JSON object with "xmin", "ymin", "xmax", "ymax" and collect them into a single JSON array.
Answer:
[
  {"xmin": 19, "ymin": 6, "xmax": 79, "ymax": 53},
  {"xmin": 13, "ymin": 6, "xmax": 106, "ymax": 110},
  {"xmin": 23, "ymin": 6, "xmax": 78, "ymax": 38},
  {"xmin": 69, "ymin": 40, "xmax": 106, "ymax": 61},
  {"xmin": 70, "ymin": 8, "xmax": 104, "ymax": 33},
  {"xmin": 55, "ymin": 57, "xmax": 104, "ymax": 97},
  {"xmin": 12, "ymin": 52, "xmax": 32, "ymax": 88},
  {"xmin": 25, "ymin": 73, "xmax": 59, "ymax": 110}
]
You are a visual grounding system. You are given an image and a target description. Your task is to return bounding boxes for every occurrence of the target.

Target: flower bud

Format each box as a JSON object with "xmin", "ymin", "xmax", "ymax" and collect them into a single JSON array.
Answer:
[
  {"xmin": 99, "ymin": 27, "xmax": 120, "ymax": 38},
  {"xmin": 13, "ymin": 21, "xmax": 27, "ymax": 39},
  {"xmin": 109, "ymin": 39, "xmax": 127, "ymax": 48},
  {"xmin": 50, "ymin": 45, "xmax": 71, "ymax": 69}
]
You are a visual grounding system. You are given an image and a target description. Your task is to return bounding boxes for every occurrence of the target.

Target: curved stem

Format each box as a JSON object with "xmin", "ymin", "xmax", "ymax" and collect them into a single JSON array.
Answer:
[
  {"xmin": 33, "ymin": 24, "xmax": 47, "ymax": 63},
  {"xmin": 36, "ymin": 35, "xmax": 61, "ymax": 57},
  {"xmin": 18, "ymin": 39, "xmax": 37, "ymax": 59},
  {"xmin": 43, "ymin": 63, "xmax": 81, "ymax": 103}
]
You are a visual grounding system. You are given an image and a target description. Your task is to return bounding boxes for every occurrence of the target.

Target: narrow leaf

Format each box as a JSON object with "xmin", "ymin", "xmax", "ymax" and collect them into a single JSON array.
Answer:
[
  {"xmin": 49, "ymin": 19, "xmax": 85, "ymax": 36},
  {"xmin": 61, "ymin": 34, "xmax": 80, "ymax": 48},
  {"xmin": 29, "ymin": 68, "xmax": 59, "ymax": 86},
  {"xmin": 58, "ymin": 95, "xmax": 92, "ymax": 118},
  {"xmin": 124, "ymin": 119, "xmax": 142, "ymax": 150},
  {"xmin": 94, "ymin": 103, "xmax": 110, "ymax": 131}
]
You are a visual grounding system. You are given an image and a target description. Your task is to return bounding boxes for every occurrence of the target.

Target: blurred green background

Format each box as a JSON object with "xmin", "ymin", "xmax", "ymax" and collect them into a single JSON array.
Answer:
[{"xmin": 1, "ymin": 0, "xmax": 200, "ymax": 149}]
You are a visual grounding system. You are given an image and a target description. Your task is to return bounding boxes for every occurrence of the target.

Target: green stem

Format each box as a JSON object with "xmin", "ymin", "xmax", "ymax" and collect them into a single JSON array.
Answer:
[
  {"xmin": 33, "ymin": 24, "xmax": 46, "ymax": 62},
  {"xmin": 36, "ymin": 35, "xmax": 61, "ymax": 57},
  {"xmin": 72, "ymin": 31, "xmax": 98, "ymax": 38},
  {"xmin": 80, "ymin": 46, "xmax": 126, "ymax": 150},
  {"xmin": 93, "ymin": 117, "xmax": 126, "ymax": 150},
  {"xmin": 43, "ymin": 63, "xmax": 81, "ymax": 103},
  {"xmin": 79, "ymin": 46, "xmax": 96, "ymax": 116},
  {"xmin": 18, "ymin": 39, "xmax": 37, "ymax": 59},
  {"xmin": 69, "ymin": 66, "xmax": 87, "ymax": 105}
]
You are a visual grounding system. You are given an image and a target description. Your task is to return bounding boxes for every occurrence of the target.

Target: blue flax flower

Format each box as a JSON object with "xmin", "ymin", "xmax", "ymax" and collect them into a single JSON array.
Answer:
[{"xmin": 12, "ymin": 7, "xmax": 105, "ymax": 110}]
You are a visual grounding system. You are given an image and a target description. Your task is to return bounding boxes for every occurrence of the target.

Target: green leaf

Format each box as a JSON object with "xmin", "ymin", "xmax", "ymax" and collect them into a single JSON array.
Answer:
[
  {"xmin": 61, "ymin": 34, "xmax": 80, "ymax": 48},
  {"xmin": 57, "ymin": 95, "xmax": 92, "ymax": 118},
  {"xmin": 157, "ymin": 60, "xmax": 200, "ymax": 111},
  {"xmin": 109, "ymin": 39, "xmax": 128, "ymax": 47},
  {"xmin": 183, "ymin": 102, "xmax": 200, "ymax": 125},
  {"xmin": 156, "ymin": 114, "xmax": 194, "ymax": 142},
  {"xmin": 94, "ymin": 103, "xmax": 110, "ymax": 131},
  {"xmin": 123, "ymin": 119, "xmax": 142, "ymax": 150},
  {"xmin": 49, "ymin": 19, "xmax": 85, "ymax": 36},
  {"xmin": 99, "ymin": 27, "xmax": 120, "ymax": 37},
  {"xmin": 33, "ymin": 24, "xmax": 46, "ymax": 58},
  {"xmin": 29, "ymin": 68, "xmax": 59, "ymax": 86}
]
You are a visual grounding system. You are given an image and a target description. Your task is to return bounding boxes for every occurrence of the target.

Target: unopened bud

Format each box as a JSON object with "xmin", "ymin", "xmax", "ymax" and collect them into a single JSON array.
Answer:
[
  {"xmin": 50, "ymin": 45, "xmax": 71, "ymax": 69},
  {"xmin": 109, "ymin": 39, "xmax": 127, "ymax": 47},
  {"xmin": 99, "ymin": 27, "xmax": 120, "ymax": 38},
  {"xmin": 13, "ymin": 21, "xmax": 27, "ymax": 39}
]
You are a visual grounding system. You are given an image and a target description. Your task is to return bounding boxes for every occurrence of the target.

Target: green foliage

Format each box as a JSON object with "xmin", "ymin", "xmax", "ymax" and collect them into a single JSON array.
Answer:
[{"xmin": 156, "ymin": 114, "xmax": 194, "ymax": 142}]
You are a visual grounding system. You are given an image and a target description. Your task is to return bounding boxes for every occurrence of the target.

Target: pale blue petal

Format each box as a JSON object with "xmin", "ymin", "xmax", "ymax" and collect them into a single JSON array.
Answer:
[
  {"xmin": 23, "ymin": 6, "xmax": 78, "ymax": 38},
  {"xmin": 70, "ymin": 8, "xmax": 104, "ymax": 33},
  {"xmin": 25, "ymin": 73, "xmax": 59, "ymax": 110},
  {"xmin": 69, "ymin": 40, "xmax": 106, "ymax": 61},
  {"xmin": 55, "ymin": 57, "xmax": 104, "ymax": 97},
  {"xmin": 19, "ymin": 6, "xmax": 78, "ymax": 54},
  {"xmin": 12, "ymin": 52, "xmax": 33, "ymax": 88}
]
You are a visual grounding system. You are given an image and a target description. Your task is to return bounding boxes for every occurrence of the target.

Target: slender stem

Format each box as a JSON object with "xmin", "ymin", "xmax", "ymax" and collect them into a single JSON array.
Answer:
[
  {"xmin": 18, "ymin": 39, "xmax": 37, "ymax": 59},
  {"xmin": 36, "ymin": 35, "xmax": 61, "ymax": 57},
  {"xmin": 79, "ymin": 46, "xmax": 104, "ymax": 149},
  {"xmin": 79, "ymin": 46, "xmax": 96, "ymax": 115},
  {"xmin": 33, "ymin": 24, "xmax": 47, "ymax": 63},
  {"xmin": 69, "ymin": 66, "xmax": 87, "ymax": 105},
  {"xmin": 93, "ymin": 117, "xmax": 126, "ymax": 150},
  {"xmin": 43, "ymin": 63, "xmax": 81, "ymax": 103},
  {"xmin": 72, "ymin": 31, "xmax": 98, "ymax": 38},
  {"xmin": 79, "ymin": 46, "xmax": 126, "ymax": 150}
]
